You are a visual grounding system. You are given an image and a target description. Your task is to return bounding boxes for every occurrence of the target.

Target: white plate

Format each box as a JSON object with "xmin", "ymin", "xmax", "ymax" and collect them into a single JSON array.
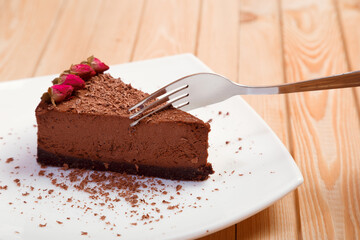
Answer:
[{"xmin": 0, "ymin": 54, "xmax": 303, "ymax": 240}]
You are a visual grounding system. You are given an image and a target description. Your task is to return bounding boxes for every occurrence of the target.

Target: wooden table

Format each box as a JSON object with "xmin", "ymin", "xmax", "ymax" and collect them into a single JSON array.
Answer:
[{"xmin": 1, "ymin": 0, "xmax": 359, "ymax": 239}]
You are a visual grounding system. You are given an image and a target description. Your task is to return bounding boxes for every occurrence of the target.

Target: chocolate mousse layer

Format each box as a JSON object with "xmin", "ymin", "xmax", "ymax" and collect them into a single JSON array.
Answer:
[{"xmin": 36, "ymin": 74, "xmax": 213, "ymax": 180}]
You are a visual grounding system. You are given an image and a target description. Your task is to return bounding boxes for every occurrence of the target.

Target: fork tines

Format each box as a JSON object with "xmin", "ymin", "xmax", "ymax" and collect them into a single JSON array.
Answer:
[{"xmin": 128, "ymin": 84, "xmax": 189, "ymax": 127}]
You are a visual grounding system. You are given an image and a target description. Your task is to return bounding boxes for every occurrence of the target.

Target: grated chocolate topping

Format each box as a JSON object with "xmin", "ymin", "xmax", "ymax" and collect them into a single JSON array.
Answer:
[{"xmin": 38, "ymin": 73, "xmax": 203, "ymax": 124}]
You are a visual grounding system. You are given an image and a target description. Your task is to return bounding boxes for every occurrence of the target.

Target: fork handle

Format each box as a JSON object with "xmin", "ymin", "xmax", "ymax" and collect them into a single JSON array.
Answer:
[{"xmin": 243, "ymin": 70, "xmax": 360, "ymax": 94}]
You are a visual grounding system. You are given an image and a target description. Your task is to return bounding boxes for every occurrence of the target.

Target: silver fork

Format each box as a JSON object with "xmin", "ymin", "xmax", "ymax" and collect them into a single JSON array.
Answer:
[{"xmin": 128, "ymin": 71, "xmax": 360, "ymax": 127}]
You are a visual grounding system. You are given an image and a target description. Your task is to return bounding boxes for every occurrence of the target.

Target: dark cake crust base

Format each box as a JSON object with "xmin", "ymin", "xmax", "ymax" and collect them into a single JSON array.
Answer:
[{"xmin": 37, "ymin": 148, "xmax": 214, "ymax": 181}]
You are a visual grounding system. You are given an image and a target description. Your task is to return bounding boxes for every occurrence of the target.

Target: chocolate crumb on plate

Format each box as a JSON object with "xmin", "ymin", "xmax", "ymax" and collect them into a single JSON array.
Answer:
[
  {"xmin": 167, "ymin": 204, "xmax": 179, "ymax": 210},
  {"xmin": 62, "ymin": 164, "xmax": 69, "ymax": 170},
  {"xmin": 13, "ymin": 179, "xmax": 20, "ymax": 187}
]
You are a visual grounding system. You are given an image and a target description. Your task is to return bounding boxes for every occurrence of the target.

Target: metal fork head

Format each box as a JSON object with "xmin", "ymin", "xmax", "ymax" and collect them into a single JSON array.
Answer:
[{"xmin": 128, "ymin": 72, "xmax": 236, "ymax": 127}]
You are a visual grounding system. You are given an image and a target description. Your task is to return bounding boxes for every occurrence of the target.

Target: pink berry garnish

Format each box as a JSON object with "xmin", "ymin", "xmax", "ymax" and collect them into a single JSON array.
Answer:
[
  {"xmin": 54, "ymin": 74, "xmax": 85, "ymax": 90},
  {"xmin": 42, "ymin": 85, "xmax": 74, "ymax": 106},
  {"xmin": 86, "ymin": 56, "xmax": 109, "ymax": 73},
  {"xmin": 69, "ymin": 64, "xmax": 96, "ymax": 80}
]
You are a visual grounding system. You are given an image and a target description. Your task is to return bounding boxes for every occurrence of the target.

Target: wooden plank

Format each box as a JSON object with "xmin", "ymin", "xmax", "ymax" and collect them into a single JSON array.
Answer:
[
  {"xmin": 335, "ymin": 0, "xmax": 360, "ymax": 114},
  {"xmin": 131, "ymin": 0, "xmax": 201, "ymax": 61},
  {"xmin": 237, "ymin": 194, "xmax": 299, "ymax": 240},
  {"xmin": 195, "ymin": 1, "xmax": 237, "ymax": 239},
  {"xmin": 34, "ymin": 0, "xmax": 101, "ymax": 75},
  {"xmin": 35, "ymin": 0, "xmax": 144, "ymax": 76},
  {"xmin": 235, "ymin": 0, "xmax": 300, "ymax": 239},
  {"xmin": 86, "ymin": 0, "xmax": 145, "ymax": 64},
  {"xmin": 0, "ymin": 0, "xmax": 64, "ymax": 81},
  {"xmin": 197, "ymin": 226, "xmax": 235, "ymax": 240},
  {"xmin": 196, "ymin": 0, "xmax": 238, "ymax": 81},
  {"xmin": 281, "ymin": 0, "xmax": 360, "ymax": 238},
  {"xmin": 333, "ymin": 0, "xmax": 360, "ymax": 237}
]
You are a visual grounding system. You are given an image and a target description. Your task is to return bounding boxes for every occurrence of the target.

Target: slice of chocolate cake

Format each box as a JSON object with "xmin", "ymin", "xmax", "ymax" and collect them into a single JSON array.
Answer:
[{"xmin": 35, "ymin": 57, "xmax": 213, "ymax": 180}]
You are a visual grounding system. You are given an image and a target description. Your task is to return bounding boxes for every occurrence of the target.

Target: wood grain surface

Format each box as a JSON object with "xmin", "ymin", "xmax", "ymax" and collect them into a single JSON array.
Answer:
[
  {"xmin": 281, "ymin": 0, "xmax": 360, "ymax": 239},
  {"xmin": 0, "ymin": 0, "xmax": 359, "ymax": 239},
  {"xmin": 336, "ymin": 0, "xmax": 360, "ymax": 111},
  {"xmin": 0, "ymin": 0, "xmax": 64, "ymax": 80}
]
